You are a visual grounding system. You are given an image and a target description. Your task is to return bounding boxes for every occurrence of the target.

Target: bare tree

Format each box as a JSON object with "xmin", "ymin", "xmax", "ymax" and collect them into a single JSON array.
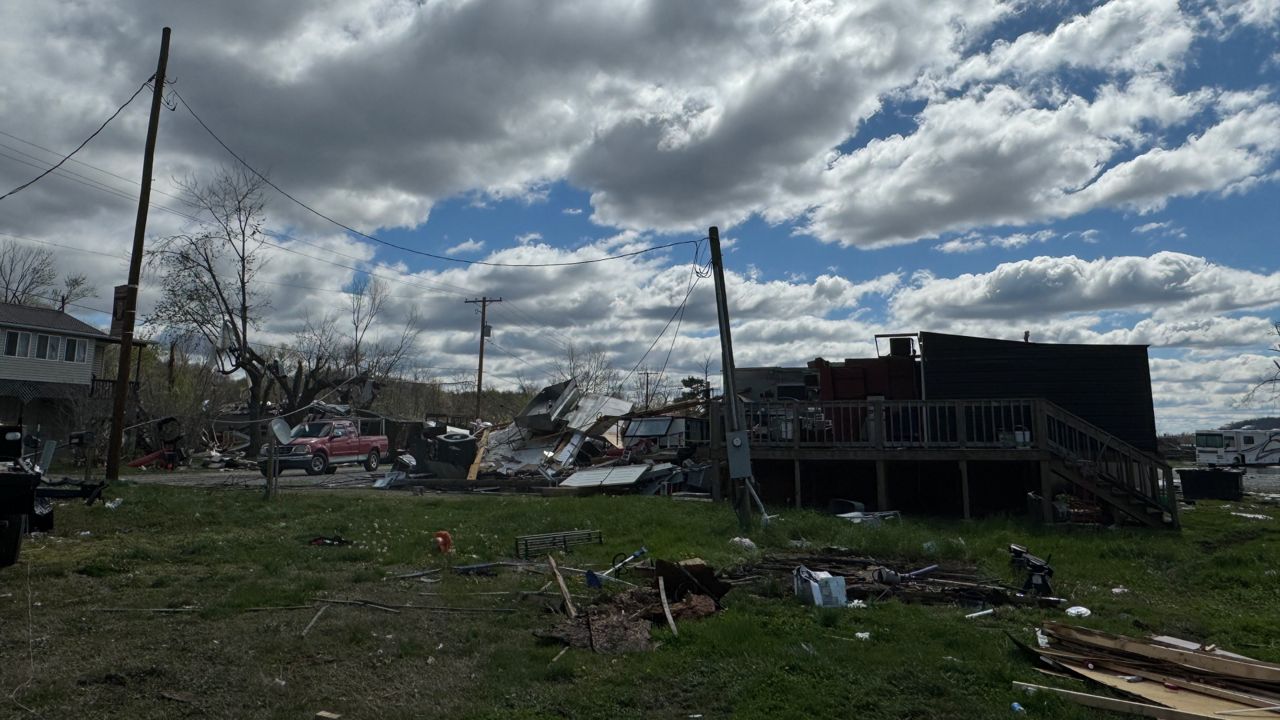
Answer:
[
  {"xmin": 342, "ymin": 275, "xmax": 422, "ymax": 384},
  {"xmin": 0, "ymin": 241, "xmax": 99, "ymax": 309},
  {"xmin": 552, "ymin": 343, "xmax": 622, "ymax": 397},
  {"xmin": 1243, "ymin": 321, "xmax": 1280, "ymax": 405},
  {"xmin": 0, "ymin": 243, "xmax": 57, "ymax": 305},
  {"xmin": 147, "ymin": 166, "xmax": 277, "ymax": 451},
  {"xmin": 59, "ymin": 273, "xmax": 97, "ymax": 311}
]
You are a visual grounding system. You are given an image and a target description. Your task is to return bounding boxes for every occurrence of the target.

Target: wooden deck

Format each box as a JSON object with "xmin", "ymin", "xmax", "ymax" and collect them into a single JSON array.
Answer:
[{"xmin": 709, "ymin": 397, "xmax": 1178, "ymax": 528}]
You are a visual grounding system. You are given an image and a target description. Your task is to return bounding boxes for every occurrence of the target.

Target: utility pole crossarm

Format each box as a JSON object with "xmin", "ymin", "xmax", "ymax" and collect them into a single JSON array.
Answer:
[{"xmin": 465, "ymin": 296, "xmax": 501, "ymax": 422}]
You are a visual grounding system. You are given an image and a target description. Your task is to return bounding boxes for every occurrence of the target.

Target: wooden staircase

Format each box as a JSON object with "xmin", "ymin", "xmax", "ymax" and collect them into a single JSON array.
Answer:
[{"xmin": 1041, "ymin": 402, "xmax": 1178, "ymax": 529}]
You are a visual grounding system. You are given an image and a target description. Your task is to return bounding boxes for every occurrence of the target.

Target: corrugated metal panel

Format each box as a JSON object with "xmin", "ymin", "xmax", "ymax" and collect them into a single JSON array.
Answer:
[
  {"xmin": 559, "ymin": 464, "xmax": 651, "ymax": 488},
  {"xmin": 563, "ymin": 394, "xmax": 633, "ymax": 432},
  {"xmin": 920, "ymin": 332, "xmax": 1156, "ymax": 451}
]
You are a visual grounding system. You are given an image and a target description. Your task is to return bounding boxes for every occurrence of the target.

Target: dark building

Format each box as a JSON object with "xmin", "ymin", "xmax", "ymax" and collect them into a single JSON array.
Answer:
[
  {"xmin": 918, "ymin": 332, "xmax": 1157, "ymax": 452},
  {"xmin": 720, "ymin": 331, "xmax": 1174, "ymax": 528}
]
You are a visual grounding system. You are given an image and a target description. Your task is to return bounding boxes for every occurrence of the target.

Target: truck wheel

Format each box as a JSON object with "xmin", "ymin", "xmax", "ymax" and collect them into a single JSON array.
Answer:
[
  {"xmin": 305, "ymin": 454, "xmax": 328, "ymax": 476},
  {"xmin": 364, "ymin": 450, "xmax": 380, "ymax": 471},
  {"xmin": 1, "ymin": 514, "xmax": 27, "ymax": 568}
]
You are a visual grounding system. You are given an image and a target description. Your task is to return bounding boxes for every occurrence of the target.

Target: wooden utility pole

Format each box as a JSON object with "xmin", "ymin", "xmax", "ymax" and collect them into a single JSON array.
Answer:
[
  {"xmin": 465, "ymin": 296, "xmax": 501, "ymax": 421},
  {"xmin": 105, "ymin": 27, "xmax": 170, "ymax": 482},
  {"xmin": 637, "ymin": 368, "xmax": 660, "ymax": 408},
  {"xmin": 709, "ymin": 226, "xmax": 762, "ymax": 528}
]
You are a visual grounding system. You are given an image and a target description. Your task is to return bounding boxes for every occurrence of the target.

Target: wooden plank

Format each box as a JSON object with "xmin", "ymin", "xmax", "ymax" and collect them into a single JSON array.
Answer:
[
  {"xmin": 657, "ymin": 576, "xmax": 678, "ymax": 637},
  {"xmin": 547, "ymin": 556, "xmax": 576, "ymax": 619},
  {"xmin": 1059, "ymin": 661, "xmax": 1257, "ymax": 716},
  {"xmin": 300, "ymin": 605, "xmax": 328, "ymax": 638},
  {"xmin": 466, "ymin": 428, "xmax": 489, "ymax": 481},
  {"xmin": 1045, "ymin": 624, "xmax": 1280, "ymax": 684},
  {"xmin": 1012, "ymin": 682, "xmax": 1220, "ymax": 720}
]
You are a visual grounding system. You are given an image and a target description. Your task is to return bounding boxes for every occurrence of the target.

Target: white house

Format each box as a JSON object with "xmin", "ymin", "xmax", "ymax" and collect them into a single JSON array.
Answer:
[{"xmin": 0, "ymin": 301, "xmax": 121, "ymax": 437}]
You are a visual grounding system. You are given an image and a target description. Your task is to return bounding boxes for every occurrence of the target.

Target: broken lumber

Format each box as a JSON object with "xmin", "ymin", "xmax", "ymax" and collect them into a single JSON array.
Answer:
[
  {"xmin": 1013, "ymin": 682, "xmax": 1219, "ymax": 720},
  {"xmin": 547, "ymin": 556, "xmax": 577, "ymax": 619},
  {"xmin": 657, "ymin": 576, "xmax": 678, "ymax": 637},
  {"xmin": 301, "ymin": 605, "xmax": 328, "ymax": 637}
]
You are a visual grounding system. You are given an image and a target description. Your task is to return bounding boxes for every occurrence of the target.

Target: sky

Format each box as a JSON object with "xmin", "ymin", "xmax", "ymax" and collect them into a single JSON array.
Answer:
[{"xmin": 1, "ymin": 0, "xmax": 1279, "ymax": 432}]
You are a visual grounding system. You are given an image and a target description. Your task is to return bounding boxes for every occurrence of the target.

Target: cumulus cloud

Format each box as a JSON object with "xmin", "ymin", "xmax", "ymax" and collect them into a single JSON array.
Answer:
[
  {"xmin": 891, "ymin": 252, "xmax": 1280, "ymax": 322},
  {"xmin": 444, "ymin": 238, "xmax": 485, "ymax": 256},
  {"xmin": 514, "ymin": 232, "xmax": 542, "ymax": 245}
]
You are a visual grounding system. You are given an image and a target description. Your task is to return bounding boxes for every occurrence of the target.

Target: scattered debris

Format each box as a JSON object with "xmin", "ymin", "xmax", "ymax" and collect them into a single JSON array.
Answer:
[
  {"xmin": 433, "ymin": 530, "xmax": 454, "ymax": 553},
  {"xmin": 314, "ymin": 712, "xmax": 342, "ymax": 720},
  {"xmin": 729, "ymin": 536, "xmax": 758, "ymax": 552},
  {"xmin": 308, "ymin": 536, "xmax": 351, "ymax": 546},
  {"xmin": 1231, "ymin": 512, "xmax": 1272, "ymax": 521},
  {"xmin": 1016, "ymin": 623, "xmax": 1280, "ymax": 716},
  {"xmin": 966, "ymin": 608, "xmax": 995, "ymax": 619},
  {"xmin": 536, "ymin": 560, "xmax": 729, "ymax": 654},
  {"xmin": 1009, "ymin": 544, "xmax": 1055, "ymax": 596},
  {"xmin": 547, "ymin": 556, "xmax": 577, "ymax": 619},
  {"xmin": 1111, "ymin": 586, "xmax": 1129, "ymax": 594},
  {"xmin": 855, "ymin": 632, "xmax": 871, "ymax": 641},
  {"xmin": 794, "ymin": 565, "xmax": 847, "ymax": 608},
  {"xmin": 1065, "ymin": 606, "xmax": 1091, "ymax": 618},
  {"xmin": 747, "ymin": 551, "xmax": 1065, "ymax": 609},
  {"xmin": 837, "ymin": 510, "xmax": 901, "ymax": 526},
  {"xmin": 104, "ymin": 497, "xmax": 123, "ymax": 510},
  {"xmin": 301, "ymin": 605, "xmax": 328, "ymax": 637}
]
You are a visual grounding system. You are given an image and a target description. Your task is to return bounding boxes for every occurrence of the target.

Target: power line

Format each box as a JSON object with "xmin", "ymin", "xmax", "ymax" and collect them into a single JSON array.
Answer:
[
  {"xmin": 0, "ymin": 230, "xmax": 131, "ymax": 263},
  {"xmin": 0, "ymin": 128, "xmax": 188, "ymax": 204},
  {"xmin": 0, "ymin": 78, "xmax": 152, "ymax": 202},
  {"xmin": 172, "ymin": 87, "xmax": 700, "ymax": 268}
]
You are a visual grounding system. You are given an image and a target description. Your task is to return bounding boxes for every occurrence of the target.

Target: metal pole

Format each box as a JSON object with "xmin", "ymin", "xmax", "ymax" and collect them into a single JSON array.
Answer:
[{"xmin": 105, "ymin": 27, "xmax": 170, "ymax": 482}]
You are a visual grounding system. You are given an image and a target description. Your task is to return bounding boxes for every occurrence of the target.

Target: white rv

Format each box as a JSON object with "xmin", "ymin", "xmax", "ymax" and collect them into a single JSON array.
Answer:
[{"xmin": 1193, "ymin": 429, "xmax": 1280, "ymax": 466}]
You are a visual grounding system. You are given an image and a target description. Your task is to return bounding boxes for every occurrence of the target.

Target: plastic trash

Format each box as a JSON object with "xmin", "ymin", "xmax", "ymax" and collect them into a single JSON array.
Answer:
[
  {"xmin": 855, "ymin": 632, "xmax": 871, "ymax": 641},
  {"xmin": 433, "ymin": 530, "xmax": 454, "ymax": 553},
  {"xmin": 1065, "ymin": 605, "xmax": 1091, "ymax": 618},
  {"xmin": 846, "ymin": 599, "xmax": 867, "ymax": 609},
  {"xmin": 1011, "ymin": 701, "xmax": 1026, "ymax": 713},
  {"xmin": 104, "ymin": 498, "xmax": 123, "ymax": 510},
  {"xmin": 729, "ymin": 537, "xmax": 758, "ymax": 552}
]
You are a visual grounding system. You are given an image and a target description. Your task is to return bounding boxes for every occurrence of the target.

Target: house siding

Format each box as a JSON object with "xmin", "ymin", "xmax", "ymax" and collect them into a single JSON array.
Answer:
[{"xmin": 0, "ymin": 329, "xmax": 97, "ymax": 386}]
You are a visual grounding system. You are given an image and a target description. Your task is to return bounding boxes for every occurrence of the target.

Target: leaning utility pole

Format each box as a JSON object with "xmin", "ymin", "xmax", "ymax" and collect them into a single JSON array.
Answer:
[
  {"xmin": 709, "ymin": 226, "xmax": 765, "ymax": 528},
  {"xmin": 465, "ymin": 296, "xmax": 501, "ymax": 421},
  {"xmin": 105, "ymin": 27, "xmax": 170, "ymax": 482}
]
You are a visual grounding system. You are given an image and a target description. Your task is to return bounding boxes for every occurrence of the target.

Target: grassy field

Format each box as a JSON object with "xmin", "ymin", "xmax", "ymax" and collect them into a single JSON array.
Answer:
[{"xmin": 1, "ymin": 485, "xmax": 1278, "ymax": 719}]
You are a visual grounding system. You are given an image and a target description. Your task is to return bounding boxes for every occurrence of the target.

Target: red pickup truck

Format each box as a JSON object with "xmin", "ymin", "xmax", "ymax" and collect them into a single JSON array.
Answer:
[{"xmin": 259, "ymin": 419, "xmax": 390, "ymax": 476}]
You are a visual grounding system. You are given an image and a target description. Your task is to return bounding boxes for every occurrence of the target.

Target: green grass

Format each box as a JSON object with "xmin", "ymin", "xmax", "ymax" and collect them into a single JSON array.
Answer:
[{"xmin": 1, "ymin": 484, "xmax": 1278, "ymax": 719}]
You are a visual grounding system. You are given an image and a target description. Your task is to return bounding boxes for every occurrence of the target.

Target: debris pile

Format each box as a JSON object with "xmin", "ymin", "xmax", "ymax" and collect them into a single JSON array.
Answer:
[
  {"xmin": 536, "ymin": 558, "xmax": 729, "ymax": 654},
  {"xmin": 1016, "ymin": 622, "xmax": 1280, "ymax": 716},
  {"xmin": 748, "ymin": 549, "xmax": 1066, "ymax": 608}
]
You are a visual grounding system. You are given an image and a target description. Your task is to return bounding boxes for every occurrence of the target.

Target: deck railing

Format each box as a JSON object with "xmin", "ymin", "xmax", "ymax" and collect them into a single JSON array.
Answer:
[{"xmin": 723, "ymin": 398, "xmax": 1041, "ymax": 450}]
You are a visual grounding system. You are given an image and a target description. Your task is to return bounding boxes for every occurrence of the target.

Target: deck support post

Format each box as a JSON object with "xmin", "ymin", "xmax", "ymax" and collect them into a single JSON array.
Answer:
[
  {"xmin": 875, "ymin": 460, "xmax": 888, "ymax": 510},
  {"xmin": 959, "ymin": 460, "xmax": 971, "ymax": 520},
  {"xmin": 793, "ymin": 459, "xmax": 802, "ymax": 509},
  {"xmin": 1039, "ymin": 459, "xmax": 1054, "ymax": 523}
]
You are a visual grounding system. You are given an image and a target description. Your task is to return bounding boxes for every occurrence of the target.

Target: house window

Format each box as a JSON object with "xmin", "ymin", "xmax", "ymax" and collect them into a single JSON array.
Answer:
[
  {"xmin": 48, "ymin": 336, "xmax": 61, "ymax": 362},
  {"xmin": 1244, "ymin": 435, "xmax": 1256, "ymax": 446},
  {"xmin": 17, "ymin": 332, "xmax": 29, "ymax": 357},
  {"xmin": 76, "ymin": 340, "xmax": 87, "ymax": 363},
  {"xmin": 64, "ymin": 338, "xmax": 78, "ymax": 362},
  {"xmin": 3, "ymin": 332, "xmax": 16, "ymax": 356},
  {"xmin": 34, "ymin": 334, "xmax": 49, "ymax": 359}
]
